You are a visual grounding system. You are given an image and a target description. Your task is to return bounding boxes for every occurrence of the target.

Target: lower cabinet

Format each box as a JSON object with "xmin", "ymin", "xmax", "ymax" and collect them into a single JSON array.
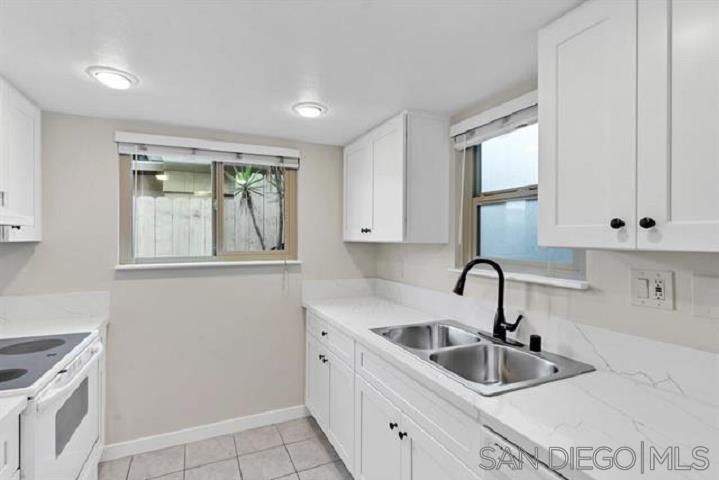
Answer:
[
  {"xmin": 354, "ymin": 376, "xmax": 479, "ymax": 480},
  {"xmin": 327, "ymin": 350, "xmax": 355, "ymax": 466},
  {"xmin": 354, "ymin": 376, "xmax": 402, "ymax": 480},
  {"xmin": 401, "ymin": 414, "xmax": 480, "ymax": 480},
  {"xmin": 306, "ymin": 334, "xmax": 329, "ymax": 428},
  {"xmin": 305, "ymin": 333, "xmax": 355, "ymax": 471}
]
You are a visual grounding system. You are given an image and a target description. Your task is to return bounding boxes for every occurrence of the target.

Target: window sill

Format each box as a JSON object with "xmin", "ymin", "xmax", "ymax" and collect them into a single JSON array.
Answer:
[
  {"xmin": 116, "ymin": 260, "xmax": 302, "ymax": 271},
  {"xmin": 448, "ymin": 268, "xmax": 589, "ymax": 290}
]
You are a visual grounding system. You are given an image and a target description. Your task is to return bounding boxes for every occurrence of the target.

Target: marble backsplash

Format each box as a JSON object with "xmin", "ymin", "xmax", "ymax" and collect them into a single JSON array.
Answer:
[
  {"xmin": 0, "ymin": 290, "xmax": 110, "ymax": 336},
  {"xmin": 303, "ymin": 278, "xmax": 719, "ymax": 406}
]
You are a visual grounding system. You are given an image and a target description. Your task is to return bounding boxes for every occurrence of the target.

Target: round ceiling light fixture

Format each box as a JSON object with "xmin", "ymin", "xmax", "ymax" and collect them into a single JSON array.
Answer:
[
  {"xmin": 292, "ymin": 102, "xmax": 327, "ymax": 118},
  {"xmin": 86, "ymin": 66, "xmax": 138, "ymax": 90}
]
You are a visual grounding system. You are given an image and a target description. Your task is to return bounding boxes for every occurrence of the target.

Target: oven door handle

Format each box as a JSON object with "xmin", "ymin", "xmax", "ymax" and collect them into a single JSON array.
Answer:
[{"xmin": 35, "ymin": 342, "xmax": 104, "ymax": 414}]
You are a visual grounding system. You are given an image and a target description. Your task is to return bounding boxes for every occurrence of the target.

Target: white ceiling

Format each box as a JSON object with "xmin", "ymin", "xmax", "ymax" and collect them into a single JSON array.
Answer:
[{"xmin": 0, "ymin": 1, "xmax": 578, "ymax": 146}]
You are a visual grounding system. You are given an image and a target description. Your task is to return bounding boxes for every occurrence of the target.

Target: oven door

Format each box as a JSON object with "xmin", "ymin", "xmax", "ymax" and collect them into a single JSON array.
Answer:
[{"xmin": 29, "ymin": 343, "xmax": 102, "ymax": 480}]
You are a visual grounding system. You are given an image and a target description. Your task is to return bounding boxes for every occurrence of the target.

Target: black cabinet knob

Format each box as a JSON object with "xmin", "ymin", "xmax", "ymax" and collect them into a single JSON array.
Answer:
[
  {"xmin": 610, "ymin": 218, "xmax": 626, "ymax": 230},
  {"xmin": 398, "ymin": 431, "xmax": 407, "ymax": 440},
  {"xmin": 318, "ymin": 354, "xmax": 325, "ymax": 361},
  {"xmin": 389, "ymin": 422, "xmax": 398, "ymax": 430},
  {"xmin": 321, "ymin": 331, "xmax": 328, "ymax": 337},
  {"xmin": 321, "ymin": 358, "xmax": 328, "ymax": 364},
  {"xmin": 360, "ymin": 227, "xmax": 372, "ymax": 233},
  {"xmin": 639, "ymin": 217, "xmax": 656, "ymax": 229}
]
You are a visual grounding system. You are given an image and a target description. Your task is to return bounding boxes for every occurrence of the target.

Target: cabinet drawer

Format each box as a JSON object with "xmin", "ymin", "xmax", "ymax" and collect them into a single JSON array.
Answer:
[
  {"xmin": 306, "ymin": 312, "xmax": 354, "ymax": 367},
  {"xmin": 0, "ymin": 414, "xmax": 19, "ymax": 480},
  {"xmin": 355, "ymin": 344, "xmax": 479, "ymax": 471},
  {"xmin": 479, "ymin": 425, "xmax": 565, "ymax": 480}
]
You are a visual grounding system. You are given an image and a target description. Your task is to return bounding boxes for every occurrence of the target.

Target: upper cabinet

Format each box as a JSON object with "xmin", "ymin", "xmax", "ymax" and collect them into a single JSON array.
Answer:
[
  {"xmin": 637, "ymin": 0, "xmax": 719, "ymax": 251},
  {"xmin": 0, "ymin": 76, "xmax": 41, "ymax": 242},
  {"xmin": 538, "ymin": 0, "xmax": 719, "ymax": 252},
  {"xmin": 343, "ymin": 111, "xmax": 449, "ymax": 243}
]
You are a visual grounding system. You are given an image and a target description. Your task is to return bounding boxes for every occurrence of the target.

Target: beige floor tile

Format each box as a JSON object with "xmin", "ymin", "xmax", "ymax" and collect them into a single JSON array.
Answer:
[
  {"xmin": 185, "ymin": 435, "xmax": 236, "ymax": 469},
  {"xmin": 238, "ymin": 446, "xmax": 295, "ymax": 480},
  {"xmin": 276, "ymin": 475, "xmax": 299, "ymax": 480},
  {"xmin": 153, "ymin": 473, "xmax": 184, "ymax": 480},
  {"xmin": 276, "ymin": 417, "xmax": 321, "ymax": 444},
  {"xmin": 127, "ymin": 445, "xmax": 185, "ymax": 480},
  {"xmin": 298, "ymin": 461, "xmax": 351, "ymax": 480},
  {"xmin": 185, "ymin": 458, "xmax": 241, "ymax": 480},
  {"xmin": 234, "ymin": 425, "xmax": 283, "ymax": 455},
  {"xmin": 286, "ymin": 438, "xmax": 338, "ymax": 472},
  {"xmin": 99, "ymin": 457, "xmax": 131, "ymax": 480}
]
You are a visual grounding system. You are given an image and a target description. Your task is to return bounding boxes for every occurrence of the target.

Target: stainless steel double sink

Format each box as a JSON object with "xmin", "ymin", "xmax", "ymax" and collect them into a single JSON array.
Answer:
[{"xmin": 371, "ymin": 320, "xmax": 594, "ymax": 396}]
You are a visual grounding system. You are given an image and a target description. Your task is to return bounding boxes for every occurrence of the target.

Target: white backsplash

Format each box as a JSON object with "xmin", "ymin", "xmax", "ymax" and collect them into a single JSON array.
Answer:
[
  {"xmin": 304, "ymin": 278, "xmax": 719, "ymax": 406},
  {"xmin": 0, "ymin": 291, "xmax": 110, "ymax": 337}
]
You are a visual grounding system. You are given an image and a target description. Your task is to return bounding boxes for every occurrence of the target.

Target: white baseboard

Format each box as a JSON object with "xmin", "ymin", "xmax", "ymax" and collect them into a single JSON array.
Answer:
[{"xmin": 101, "ymin": 404, "xmax": 308, "ymax": 462}]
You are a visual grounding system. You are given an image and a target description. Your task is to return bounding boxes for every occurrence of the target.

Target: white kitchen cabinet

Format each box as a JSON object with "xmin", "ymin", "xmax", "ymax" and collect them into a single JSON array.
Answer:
[
  {"xmin": 539, "ymin": 0, "xmax": 719, "ymax": 252},
  {"xmin": 343, "ymin": 111, "xmax": 449, "ymax": 244},
  {"xmin": 354, "ymin": 376, "xmax": 402, "ymax": 480},
  {"xmin": 305, "ymin": 334, "xmax": 329, "ymax": 429},
  {"xmin": 305, "ymin": 315, "xmax": 355, "ymax": 471},
  {"xmin": 538, "ymin": 0, "xmax": 637, "ymax": 249},
  {"xmin": 400, "ymin": 414, "xmax": 479, "ymax": 480},
  {"xmin": 343, "ymin": 136, "xmax": 373, "ymax": 242},
  {"xmin": 637, "ymin": 0, "xmax": 719, "ymax": 251},
  {"xmin": 327, "ymin": 349, "xmax": 354, "ymax": 468},
  {"xmin": 0, "ymin": 76, "xmax": 41, "ymax": 242}
]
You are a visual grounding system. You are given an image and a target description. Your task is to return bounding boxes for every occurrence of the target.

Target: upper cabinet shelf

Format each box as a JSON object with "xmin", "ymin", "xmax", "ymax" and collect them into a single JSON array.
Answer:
[
  {"xmin": 0, "ymin": 76, "xmax": 41, "ymax": 242},
  {"xmin": 538, "ymin": 0, "xmax": 719, "ymax": 252},
  {"xmin": 343, "ymin": 111, "xmax": 449, "ymax": 243}
]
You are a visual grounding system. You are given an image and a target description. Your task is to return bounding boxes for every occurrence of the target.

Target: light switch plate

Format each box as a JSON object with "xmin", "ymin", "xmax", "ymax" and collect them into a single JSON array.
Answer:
[{"xmin": 631, "ymin": 269, "xmax": 674, "ymax": 310}]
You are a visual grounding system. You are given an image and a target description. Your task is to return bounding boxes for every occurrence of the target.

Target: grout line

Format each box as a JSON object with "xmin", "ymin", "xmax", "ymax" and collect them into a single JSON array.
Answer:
[
  {"xmin": 283, "ymin": 443, "xmax": 299, "ymax": 474},
  {"xmin": 232, "ymin": 432, "xmax": 244, "ymax": 480},
  {"xmin": 124, "ymin": 456, "xmax": 133, "ymax": 480}
]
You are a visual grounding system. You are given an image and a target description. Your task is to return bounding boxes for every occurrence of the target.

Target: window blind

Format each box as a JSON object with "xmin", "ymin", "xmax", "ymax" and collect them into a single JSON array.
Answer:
[{"xmin": 452, "ymin": 105, "xmax": 537, "ymax": 151}]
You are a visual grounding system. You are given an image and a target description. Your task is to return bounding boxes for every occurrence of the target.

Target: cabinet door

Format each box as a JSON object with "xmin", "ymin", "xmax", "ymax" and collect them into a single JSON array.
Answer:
[
  {"xmin": 305, "ymin": 335, "xmax": 329, "ymax": 429},
  {"xmin": 400, "ymin": 414, "xmax": 478, "ymax": 480},
  {"xmin": 327, "ymin": 352, "xmax": 354, "ymax": 471},
  {"xmin": 344, "ymin": 136, "xmax": 373, "ymax": 241},
  {"xmin": 0, "ymin": 79, "xmax": 40, "ymax": 236},
  {"xmin": 370, "ymin": 114, "xmax": 405, "ymax": 242},
  {"xmin": 354, "ymin": 376, "xmax": 402, "ymax": 480},
  {"xmin": 538, "ymin": 0, "xmax": 637, "ymax": 249},
  {"xmin": 637, "ymin": 0, "xmax": 719, "ymax": 251}
]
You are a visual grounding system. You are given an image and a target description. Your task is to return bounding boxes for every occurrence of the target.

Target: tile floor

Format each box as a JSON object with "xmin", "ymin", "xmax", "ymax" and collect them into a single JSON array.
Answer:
[{"xmin": 99, "ymin": 417, "xmax": 353, "ymax": 480}]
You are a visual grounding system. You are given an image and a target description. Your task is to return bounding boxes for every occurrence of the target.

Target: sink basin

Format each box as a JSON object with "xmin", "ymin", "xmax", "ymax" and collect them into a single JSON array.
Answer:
[
  {"xmin": 430, "ymin": 344, "xmax": 558, "ymax": 384},
  {"xmin": 375, "ymin": 323, "xmax": 480, "ymax": 350},
  {"xmin": 0, "ymin": 369, "xmax": 27, "ymax": 383},
  {"xmin": 371, "ymin": 320, "xmax": 594, "ymax": 396}
]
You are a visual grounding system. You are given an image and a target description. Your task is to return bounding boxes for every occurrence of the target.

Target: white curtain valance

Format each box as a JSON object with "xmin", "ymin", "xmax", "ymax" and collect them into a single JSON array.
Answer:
[
  {"xmin": 452, "ymin": 104, "xmax": 537, "ymax": 151},
  {"xmin": 115, "ymin": 131, "xmax": 300, "ymax": 169}
]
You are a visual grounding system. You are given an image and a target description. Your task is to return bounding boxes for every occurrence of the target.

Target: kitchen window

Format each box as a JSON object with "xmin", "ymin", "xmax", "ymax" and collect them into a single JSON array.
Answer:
[
  {"xmin": 117, "ymin": 134, "xmax": 298, "ymax": 265},
  {"xmin": 456, "ymin": 106, "xmax": 584, "ymax": 281}
]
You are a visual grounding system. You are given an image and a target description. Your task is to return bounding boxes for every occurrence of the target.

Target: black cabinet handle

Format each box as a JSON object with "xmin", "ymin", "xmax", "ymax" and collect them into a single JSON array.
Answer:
[
  {"xmin": 639, "ymin": 217, "xmax": 656, "ymax": 229},
  {"xmin": 389, "ymin": 422, "xmax": 398, "ymax": 430},
  {"xmin": 360, "ymin": 228, "xmax": 373, "ymax": 233},
  {"xmin": 398, "ymin": 431, "xmax": 407, "ymax": 440},
  {"xmin": 318, "ymin": 354, "xmax": 325, "ymax": 361},
  {"xmin": 321, "ymin": 358, "xmax": 328, "ymax": 364},
  {"xmin": 610, "ymin": 218, "xmax": 626, "ymax": 230},
  {"xmin": 321, "ymin": 331, "xmax": 328, "ymax": 337}
]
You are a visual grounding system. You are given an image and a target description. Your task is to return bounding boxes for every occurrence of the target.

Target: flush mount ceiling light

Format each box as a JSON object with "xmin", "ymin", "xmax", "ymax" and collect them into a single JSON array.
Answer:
[
  {"xmin": 292, "ymin": 102, "xmax": 327, "ymax": 118},
  {"xmin": 86, "ymin": 66, "xmax": 138, "ymax": 90}
]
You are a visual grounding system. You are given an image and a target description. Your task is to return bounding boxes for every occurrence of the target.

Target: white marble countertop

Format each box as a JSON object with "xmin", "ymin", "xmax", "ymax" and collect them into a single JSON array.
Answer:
[{"xmin": 305, "ymin": 296, "xmax": 719, "ymax": 480}]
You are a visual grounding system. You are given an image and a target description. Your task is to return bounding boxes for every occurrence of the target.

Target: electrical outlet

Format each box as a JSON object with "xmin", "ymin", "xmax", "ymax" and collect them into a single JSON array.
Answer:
[{"xmin": 631, "ymin": 269, "xmax": 674, "ymax": 310}]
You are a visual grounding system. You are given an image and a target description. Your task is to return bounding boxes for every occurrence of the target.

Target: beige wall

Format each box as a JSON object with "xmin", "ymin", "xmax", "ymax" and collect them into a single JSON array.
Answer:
[
  {"xmin": 376, "ymin": 89, "xmax": 719, "ymax": 354},
  {"xmin": 0, "ymin": 112, "xmax": 375, "ymax": 444}
]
